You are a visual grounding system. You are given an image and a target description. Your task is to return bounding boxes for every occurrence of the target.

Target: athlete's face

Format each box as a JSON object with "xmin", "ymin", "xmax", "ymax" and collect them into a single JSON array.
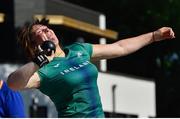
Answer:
[{"xmin": 31, "ymin": 24, "xmax": 59, "ymax": 46}]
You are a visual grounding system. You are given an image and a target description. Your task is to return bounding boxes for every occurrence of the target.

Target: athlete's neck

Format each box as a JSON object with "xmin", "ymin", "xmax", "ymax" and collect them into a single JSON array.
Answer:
[{"xmin": 55, "ymin": 47, "xmax": 65, "ymax": 57}]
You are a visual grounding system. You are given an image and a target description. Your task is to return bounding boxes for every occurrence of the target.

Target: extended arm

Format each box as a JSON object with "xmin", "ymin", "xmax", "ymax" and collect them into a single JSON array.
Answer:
[{"xmin": 91, "ymin": 27, "xmax": 175, "ymax": 60}]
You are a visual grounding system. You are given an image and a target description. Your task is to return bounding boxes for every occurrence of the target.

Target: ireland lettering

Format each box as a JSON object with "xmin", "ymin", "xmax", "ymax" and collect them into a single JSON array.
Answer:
[{"xmin": 60, "ymin": 61, "xmax": 90, "ymax": 75}]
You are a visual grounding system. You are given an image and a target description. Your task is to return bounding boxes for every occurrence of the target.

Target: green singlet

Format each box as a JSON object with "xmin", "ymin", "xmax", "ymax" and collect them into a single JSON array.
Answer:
[{"xmin": 37, "ymin": 42, "xmax": 105, "ymax": 117}]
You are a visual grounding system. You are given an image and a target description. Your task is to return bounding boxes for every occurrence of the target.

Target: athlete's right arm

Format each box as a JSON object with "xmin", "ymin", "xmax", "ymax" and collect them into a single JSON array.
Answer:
[{"xmin": 7, "ymin": 62, "xmax": 41, "ymax": 90}]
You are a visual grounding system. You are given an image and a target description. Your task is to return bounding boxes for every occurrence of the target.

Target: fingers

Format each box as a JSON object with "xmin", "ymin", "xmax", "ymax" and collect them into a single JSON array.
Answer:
[
  {"xmin": 42, "ymin": 34, "xmax": 48, "ymax": 41},
  {"xmin": 160, "ymin": 27, "xmax": 175, "ymax": 39},
  {"xmin": 154, "ymin": 27, "xmax": 175, "ymax": 42},
  {"xmin": 170, "ymin": 28, "xmax": 175, "ymax": 38},
  {"xmin": 166, "ymin": 28, "xmax": 175, "ymax": 39},
  {"xmin": 38, "ymin": 45, "xmax": 43, "ymax": 52}
]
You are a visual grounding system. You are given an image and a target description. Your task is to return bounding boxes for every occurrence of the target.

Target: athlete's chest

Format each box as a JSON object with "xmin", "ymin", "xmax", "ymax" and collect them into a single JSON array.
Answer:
[{"xmin": 44, "ymin": 50, "xmax": 98, "ymax": 86}]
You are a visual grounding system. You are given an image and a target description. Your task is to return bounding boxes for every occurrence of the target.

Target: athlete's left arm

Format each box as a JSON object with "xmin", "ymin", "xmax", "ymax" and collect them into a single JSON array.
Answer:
[{"xmin": 91, "ymin": 27, "xmax": 175, "ymax": 61}]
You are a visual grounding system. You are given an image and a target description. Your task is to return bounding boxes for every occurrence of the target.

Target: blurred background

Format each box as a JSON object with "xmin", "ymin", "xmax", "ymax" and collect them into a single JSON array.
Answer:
[{"xmin": 0, "ymin": 0, "xmax": 180, "ymax": 117}]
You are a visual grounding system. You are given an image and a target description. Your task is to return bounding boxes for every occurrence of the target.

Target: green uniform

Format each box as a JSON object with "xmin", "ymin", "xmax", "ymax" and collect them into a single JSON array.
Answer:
[{"xmin": 37, "ymin": 42, "xmax": 104, "ymax": 117}]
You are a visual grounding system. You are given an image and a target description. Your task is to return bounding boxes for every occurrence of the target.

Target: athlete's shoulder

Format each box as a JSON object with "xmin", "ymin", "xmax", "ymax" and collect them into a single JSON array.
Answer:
[
  {"xmin": 66, "ymin": 42, "xmax": 92, "ymax": 56},
  {"xmin": 65, "ymin": 42, "xmax": 82, "ymax": 48},
  {"xmin": 66, "ymin": 42, "xmax": 92, "ymax": 50}
]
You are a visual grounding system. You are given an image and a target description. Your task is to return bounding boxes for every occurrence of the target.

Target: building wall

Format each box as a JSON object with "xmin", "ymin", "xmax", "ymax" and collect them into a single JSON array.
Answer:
[
  {"xmin": 14, "ymin": 0, "xmax": 100, "ymax": 28},
  {"xmin": 98, "ymin": 72, "xmax": 156, "ymax": 117}
]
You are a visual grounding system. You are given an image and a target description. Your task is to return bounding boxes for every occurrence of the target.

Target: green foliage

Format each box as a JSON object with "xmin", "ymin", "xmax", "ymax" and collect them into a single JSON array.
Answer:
[
  {"xmin": 105, "ymin": 0, "xmax": 180, "ymax": 75},
  {"xmin": 106, "ymin": 0, "xmax": 180, "ymax": 33}
]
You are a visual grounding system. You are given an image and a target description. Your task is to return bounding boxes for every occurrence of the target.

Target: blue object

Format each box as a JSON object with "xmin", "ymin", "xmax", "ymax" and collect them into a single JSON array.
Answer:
[{"xmin": 0, "ymin": 80, "xmax": 25, "ymax": 117}]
